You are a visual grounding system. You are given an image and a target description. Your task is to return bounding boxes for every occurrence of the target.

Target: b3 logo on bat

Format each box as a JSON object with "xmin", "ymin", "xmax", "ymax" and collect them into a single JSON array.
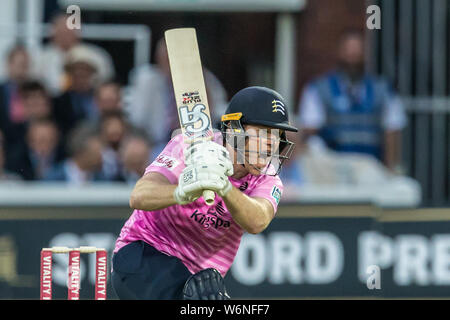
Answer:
[{"xmin": 179, "ymin": 104, "xmax": 211, "ymax": 136}]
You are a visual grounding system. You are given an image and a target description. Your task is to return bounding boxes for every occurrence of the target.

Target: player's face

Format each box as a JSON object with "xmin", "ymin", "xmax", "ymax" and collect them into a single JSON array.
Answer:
[{"xmin": 243, "ymin": 125, "xmax": 281, "ymax": 176}]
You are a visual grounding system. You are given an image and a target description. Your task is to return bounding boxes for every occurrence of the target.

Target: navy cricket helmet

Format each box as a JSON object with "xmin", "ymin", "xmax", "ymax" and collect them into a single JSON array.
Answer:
[
  {"xmin": 222, "ymin": 86, "xmax": 298, "ymax": 132},
  {"xmin": 220, "ymin": 86, "xmax": 298, "ymax": 176}
]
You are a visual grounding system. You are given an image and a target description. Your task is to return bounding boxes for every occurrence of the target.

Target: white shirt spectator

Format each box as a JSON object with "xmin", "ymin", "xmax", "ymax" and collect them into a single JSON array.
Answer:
[
  {"xmin": 33, "ymin": 43, "xmax": 115, "ymax": 96},
  {"xmin": 297, "ymin": 82, "xmax": 407, "ymax": 132}
]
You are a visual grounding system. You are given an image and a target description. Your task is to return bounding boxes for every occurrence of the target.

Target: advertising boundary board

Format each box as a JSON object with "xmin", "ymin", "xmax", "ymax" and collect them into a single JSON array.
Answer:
[{"xmin": 0, "ymin": 204, "xmax": 450, "ymax": 299}]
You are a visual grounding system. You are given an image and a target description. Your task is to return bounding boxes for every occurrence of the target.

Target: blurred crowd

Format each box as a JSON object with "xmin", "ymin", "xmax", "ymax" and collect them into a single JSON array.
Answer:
[
  {"xmin": 0, "ymin": 13, "xmax": 407, "ymax": 189},
  {"xmin": 281, "ymin": 30, "xmax": 407, "ymax": 191},
  {"xmin": 0, "ymin": 13, "xmax": 228, "ymax": 186},
  {"xmin": 0, "ymin": 14, "xmax": 150, "ymax": 185}
]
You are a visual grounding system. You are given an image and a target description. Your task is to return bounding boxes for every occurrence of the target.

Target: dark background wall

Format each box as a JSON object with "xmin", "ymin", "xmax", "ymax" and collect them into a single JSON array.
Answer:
[{"xmin": 76, "ymin": 0, "xmax": 366, "ymax": 113}]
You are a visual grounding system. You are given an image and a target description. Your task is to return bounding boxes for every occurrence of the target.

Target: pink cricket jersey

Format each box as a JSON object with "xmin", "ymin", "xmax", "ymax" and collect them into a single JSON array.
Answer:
[{"xmin": 114, "ymin": 132, "xmax": 283, "ymax": 277}]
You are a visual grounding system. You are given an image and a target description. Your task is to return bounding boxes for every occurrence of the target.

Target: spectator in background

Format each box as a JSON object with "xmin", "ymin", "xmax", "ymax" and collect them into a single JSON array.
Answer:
[
  {"xmin": 127, "ymin": 37, "xmax": 228, "ymax": 152},
  {"xmin": 94, "ymin": 81, "xmax": 123, "ymax": 117},
  {"xmin": 0, "ymin": 45, "xmax": 31, "ymax": 154},
  {"xmin": 0, "ymin": 130, "xmax": 22, "ymax": 181},
  {"xmin": 297, "ymin": 30, "xmax": 406, "ymax": 172},
  {"xmin": 44, "ymin": 124, "xmax": 105, "ymax": 184},
  {"xmin": 2, "ymin": 80, "xmax": 55, "ymax": 169},
  {"xmin": 7, "ymin": 119, "xmax": 64, "ymax": 181},
  {"xmin": 20, "ymin": 80, "xmax": 53, "ymax": 122},
  {"xmin": 119, "ymin": 133, "xmax": 151, "ymax": 185},
  {"xmin": 99, "ymin": 111, "xmax": 129, "ymax": 181},
  {"xmin": 33, "ymin": 13, "xmax": 115, "ymax": 96},
  {"xmin": 53, "ymin": 45, "xmax": 103, "ymax": 139}
]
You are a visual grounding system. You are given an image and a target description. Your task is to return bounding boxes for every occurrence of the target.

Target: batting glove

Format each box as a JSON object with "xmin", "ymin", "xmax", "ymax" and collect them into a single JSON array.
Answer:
[
  {"xmin": 184, "ymin": 141, "xmax": 234, "ymax": 177},
  {"xmin": 174, "ymin": 163, "xmax": 232, "ymax": 205}
]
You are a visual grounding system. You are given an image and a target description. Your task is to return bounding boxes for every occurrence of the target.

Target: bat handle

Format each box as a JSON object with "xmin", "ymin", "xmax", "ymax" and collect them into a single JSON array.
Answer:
[{"xmin": 203, "ymin": 190, "xmax": 215, "ymax": 206}]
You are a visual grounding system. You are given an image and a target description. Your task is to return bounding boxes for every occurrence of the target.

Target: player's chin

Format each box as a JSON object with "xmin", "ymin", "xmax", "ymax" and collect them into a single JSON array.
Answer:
[{"xmin": 246, "ymin": 163, "xmax": 265, "ymax": 176}]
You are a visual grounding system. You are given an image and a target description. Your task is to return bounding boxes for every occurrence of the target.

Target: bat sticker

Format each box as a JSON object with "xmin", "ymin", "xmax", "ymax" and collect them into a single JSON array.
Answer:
[
  {"xmin": 182, "ymin": 91, "xmax": 201, "ymax": 104},
  {"xmin": 178, "ymin": 104, "xmax": 212, "ymax": 137}
]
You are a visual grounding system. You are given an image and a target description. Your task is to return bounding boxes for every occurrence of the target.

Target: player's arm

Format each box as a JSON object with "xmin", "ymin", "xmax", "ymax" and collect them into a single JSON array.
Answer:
[
  {"xmin": 221, "ymin": 187, "xmax": 274, "ymax": 234},
  {"xmin": 173, "ymin": 140, "xmax": 275, "ymax": 233},
  {"xmin": 129, "ymin": 172, "xmax": 178, "ymax": 211}
]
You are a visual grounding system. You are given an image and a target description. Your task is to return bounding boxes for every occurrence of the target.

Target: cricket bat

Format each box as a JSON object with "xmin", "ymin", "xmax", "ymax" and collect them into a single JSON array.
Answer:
[{"xmin": 165, "ymin": 28, "xmax": 216, "ymax": 206}]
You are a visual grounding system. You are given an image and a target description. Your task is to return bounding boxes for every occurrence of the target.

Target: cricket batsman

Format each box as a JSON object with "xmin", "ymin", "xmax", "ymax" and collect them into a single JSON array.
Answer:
[{"xmin": 111, "ymin": 86, "xmax": 298, "ymax": 299}]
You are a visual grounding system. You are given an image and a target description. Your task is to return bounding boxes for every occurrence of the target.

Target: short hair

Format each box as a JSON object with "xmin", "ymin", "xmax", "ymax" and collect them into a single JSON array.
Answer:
[
  {"xmin": 99, "ymin": 109, "xmax": 127, "ymax": 126},
  {"xmin": 67, "ymin": 124, "xmax": 99, "ymax": 157},
  {"xmin": 128, "ymin": 126, "xmax": 154, "ymax": 146},
  {"xmin": 19, "ymin": 80, "xmax": 48, "ymax": 98},
  {"xmin": 123, "ymin": 131, "xmax": 150, "ymax": 147},
  {"xmin": 129, "ymin": 127, "xmax": 150, "ymax": 142},
  {"xmin": 119, "ymin": 132, "xmax": 152, "ymax": 158}
]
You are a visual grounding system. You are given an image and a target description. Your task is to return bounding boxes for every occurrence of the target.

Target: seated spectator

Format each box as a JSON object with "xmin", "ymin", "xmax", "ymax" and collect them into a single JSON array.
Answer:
[
  {"xmin": 2, "ymin": 81, "xmax": 55, "ymax": 167},
  {"xmin": 94, "ymin": 81, "xmax": 123, "ymax": 117},
  {"xmin": 44, "ymin": 124, "xmax": 105, "ymax": 184},
  {"xmin": 33, "ymin": 13, "xmax": 115, "ymax": 96},
  {"xmin": 127, "ymin": 37, "xmax": 228, "ymax": 151},
  {"xmin": 0, "ymin": 130, "xmax": 22, "ymax": 181},
  {"xmin": 99, "ymin": 111, "xmax": 129, "ymax": 181},
  {"xmin": 297, "ymin": 30, "xmax": 406, "ymax": 172},
  {"xmin": 119, "ymin": 134, "xmax": 151, "ymax": 185},
  {"xmin": 7, "ymin": 119, "xmax": 64, "ymax": 180},
  {"xmin": 0, "ymin": 45, "xmax": 31, "ymax": 155},
  {"xmin": 53, "ymin": 44, "xmax": 104, "ymax": 139},
  {"xmin": 20, "ymin": 80, "xmax": 53, "ymax": 122}
]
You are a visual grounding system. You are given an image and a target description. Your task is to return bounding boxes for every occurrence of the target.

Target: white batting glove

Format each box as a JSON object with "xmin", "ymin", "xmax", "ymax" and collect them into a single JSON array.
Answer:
[
  {"xmin": 184, "ymin": 141, "xmax": 234, "ymax": 177},
  {"xmin": 174, "ymin": 163, "xmax": 233, "ymax": 205}
]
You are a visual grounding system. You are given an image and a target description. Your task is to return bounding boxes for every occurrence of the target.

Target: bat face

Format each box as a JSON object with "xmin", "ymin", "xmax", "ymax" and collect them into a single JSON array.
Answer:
[
  {"xmin": 165, "ymin": 28, "xmax": 214, "ymax": 144},
  {"xmin": 165, "ymin": 28, "xmax": 216, "ymax": 205}
]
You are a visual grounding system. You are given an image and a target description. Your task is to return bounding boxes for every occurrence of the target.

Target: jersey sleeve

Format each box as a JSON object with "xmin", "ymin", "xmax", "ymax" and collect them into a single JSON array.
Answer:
[
  {"xmin": 247, "ymin": 175, "xmax": 284, "ymax": 217},
  {"xmin": 144, "ymin": 134, "xmax": 186, "ymax": 184}
]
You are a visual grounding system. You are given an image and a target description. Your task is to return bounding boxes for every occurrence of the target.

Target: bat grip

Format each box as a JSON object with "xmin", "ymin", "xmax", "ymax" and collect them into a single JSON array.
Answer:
[{"xmin": 203, "ymin": 190, "xmax": 215, "ymax": 206}]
